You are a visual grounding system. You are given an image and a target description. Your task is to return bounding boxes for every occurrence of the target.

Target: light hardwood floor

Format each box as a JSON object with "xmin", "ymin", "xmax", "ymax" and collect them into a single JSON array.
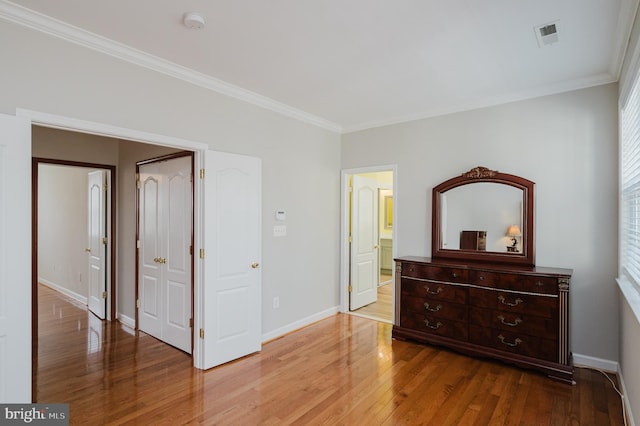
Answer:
[
  {"xmin": 351, "ymin": 283, "xmax": 393, "ymax": 323},
  {"xmin": 36, "ymin": 284, "xmax": 625, "ymax": 425}
]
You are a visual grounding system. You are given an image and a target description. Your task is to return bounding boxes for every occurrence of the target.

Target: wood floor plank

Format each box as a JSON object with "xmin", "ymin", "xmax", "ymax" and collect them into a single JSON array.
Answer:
[{"xmin": 36, "ymin": 284, "xmax": 625, "ymax": 425}]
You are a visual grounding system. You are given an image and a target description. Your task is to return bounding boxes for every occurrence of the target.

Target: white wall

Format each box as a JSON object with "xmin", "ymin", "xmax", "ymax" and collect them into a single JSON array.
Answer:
[
  {"xmin": 37, "ymin": 164, "xmax": 92, "ymax": 301},
  {"xmin": 342, "ymin": 84, "xmax": 619, "ymax": 363},
  {"xmin": 1, "ymin": 20, "xmax": 341, "ymax": 337}
]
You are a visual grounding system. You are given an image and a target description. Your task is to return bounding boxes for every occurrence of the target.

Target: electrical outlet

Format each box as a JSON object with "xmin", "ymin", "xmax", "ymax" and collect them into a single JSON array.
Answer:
[{"xmin": 273, "ymin": 296, "xmax": 280, "ymax": 309}]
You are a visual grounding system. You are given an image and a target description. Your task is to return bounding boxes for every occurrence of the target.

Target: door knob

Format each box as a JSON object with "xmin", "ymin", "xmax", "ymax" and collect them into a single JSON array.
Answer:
[
  {"xmin": 251, "ymin": 262, "xmax": 260, "ymax": 269},
  {"xmin": 85, "ymin": 248, "xmax": 91, "ymax": 253},
  {"xmin": 374, "ymin": 245, "xmax": 379, "ymax": 249}
]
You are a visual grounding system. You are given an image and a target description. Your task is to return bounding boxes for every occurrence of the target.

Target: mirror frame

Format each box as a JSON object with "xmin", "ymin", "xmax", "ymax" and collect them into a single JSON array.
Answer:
[{"xmin": 432, "ymin": 166, "xmax": 535, "ymax": 266}]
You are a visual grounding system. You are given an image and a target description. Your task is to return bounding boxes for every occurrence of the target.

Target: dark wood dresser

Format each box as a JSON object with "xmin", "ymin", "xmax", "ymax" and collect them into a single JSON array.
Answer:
[{"xmin": 392, "ymin": 256, "xmax": 573, "ymax": 383}]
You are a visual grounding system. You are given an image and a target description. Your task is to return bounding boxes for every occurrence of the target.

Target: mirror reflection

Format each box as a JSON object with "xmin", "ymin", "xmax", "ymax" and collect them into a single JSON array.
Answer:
[{"xmin": 441, "ymin": 182, "xmax": 522, "ymax": 253}]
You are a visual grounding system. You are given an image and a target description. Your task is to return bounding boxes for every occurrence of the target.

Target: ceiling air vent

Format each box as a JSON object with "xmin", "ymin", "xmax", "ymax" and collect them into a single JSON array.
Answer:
[{"xmin": 534, "ymin": 21, "xmax": 559, "ymax": 47}]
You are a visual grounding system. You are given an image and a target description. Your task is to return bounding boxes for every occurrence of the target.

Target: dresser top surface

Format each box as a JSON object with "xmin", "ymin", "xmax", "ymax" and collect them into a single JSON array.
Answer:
[{"xmin": 395, "ymin": 256, "xmax": 572, "ymax": 277}]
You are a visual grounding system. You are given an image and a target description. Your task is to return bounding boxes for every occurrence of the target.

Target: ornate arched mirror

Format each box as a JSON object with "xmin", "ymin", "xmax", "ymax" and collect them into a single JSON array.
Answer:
[{"xmin": 432, "ymin": 166, "xmax": 535, "ymax": 266}]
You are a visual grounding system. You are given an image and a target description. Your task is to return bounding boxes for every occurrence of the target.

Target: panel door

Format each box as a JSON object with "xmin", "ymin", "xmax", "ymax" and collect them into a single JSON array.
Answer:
[
  {"xmin": 138, "ymin": 156, "xmax": 192, "ymax": 353},
  {"xmin": 87, "ymin": 170, "xmax": 107, "ymax": 319},
  {"xmin": 350, "ymin": 175, "xmax": 379, "ymax": 310},
  {"xmin": 201, "ymin": 150, "xmax": 261, "ymax": 369}
]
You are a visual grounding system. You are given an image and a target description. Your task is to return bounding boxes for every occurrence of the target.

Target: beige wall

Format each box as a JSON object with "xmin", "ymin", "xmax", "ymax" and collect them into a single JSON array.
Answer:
[{"xmin": 37, "ymin": 164, "xmax": 94, "ymax": 300}]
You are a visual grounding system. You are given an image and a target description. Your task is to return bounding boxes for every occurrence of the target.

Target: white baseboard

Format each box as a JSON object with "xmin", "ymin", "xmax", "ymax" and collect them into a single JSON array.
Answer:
[
  {"xmin": 617, "ymin": 367, "xmax": 636, "ymax": 426},
  {"xmin": 261, "ymin": 306, "xmax": 339, "ymax": 342},
  {"xmin": 38, "ymin": 278, "xmax": 87, "ymax": 305},
  {"xmin": 573, "ymin": 353, "xmax": 619, "ymax": 372},
  {"xmin": 117, "ymin": 313, "xmax": 135, "ymax": 329}
]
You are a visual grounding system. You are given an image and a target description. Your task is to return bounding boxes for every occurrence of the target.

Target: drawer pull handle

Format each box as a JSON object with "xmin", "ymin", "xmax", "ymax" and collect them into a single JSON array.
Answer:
[
  {"xmin": 424, "ymin": 319, "xmax": 443, "ymax": 330},
  {"xmin": 423, "ymin": 303, "xmax": 442, "ymax": 312},
  {"xmin": 497, "ymin": 315, "xmax": 522, "ymax": 327},
  {"xmin": 424, "ymin": 286, "xmax": 442, "ymax": 295},
  {"xmin": 497, "ymin": 334, "xmax": 523, "ymax": 347},
  {"xmin": 451, "ymin": 272, "xmax": 457, "ymax": 278},
  {"xmin": 498, "ymin": 295, "xmax": 523, "ymax": 307},
  {"xmin": 479, "ymin": 275, "xmax": 485, "ymax": 281},
  {"xmin": 536, "ymin": 281, "xmax": 544, "ymax": 287}
]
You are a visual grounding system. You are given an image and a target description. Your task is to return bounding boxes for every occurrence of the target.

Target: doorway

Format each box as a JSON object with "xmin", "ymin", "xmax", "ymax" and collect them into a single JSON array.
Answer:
[
  {"xmin": 33, "ymin": 159, "xmax": 116, "ymax": 320},
  {"xmin": 341, "ymin": 167, "xmax": 396, "ymax": 324}
]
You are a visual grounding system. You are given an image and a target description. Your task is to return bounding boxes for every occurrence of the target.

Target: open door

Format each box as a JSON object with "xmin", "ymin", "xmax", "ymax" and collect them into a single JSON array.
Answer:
[
  {"xmin": 201, "ymin": 150, "xmax": 261, "ymax": 369},
  {"xmin": 87, "ymin": 170, "xmax": 107, "ymax": 319},
  {"xmin": 0, "ymin": 113, "xmax": 31, "ymax": 402},
  {"xmin": 350, "ymin": 175, "xmax": 379, "ymax": 310}
]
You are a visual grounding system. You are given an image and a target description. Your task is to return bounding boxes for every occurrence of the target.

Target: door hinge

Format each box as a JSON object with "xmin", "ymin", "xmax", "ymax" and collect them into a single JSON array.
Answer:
[
  {"xmin": 136, "ymin": 240, "xmax": 141, "ymax": 249},
  {"xmin": 136, "ymin": 179, "xmax": 141, "ymax": 189},
  {"xmin": 348, "ymin": 235, "xmax": 352, "ymax": 243},
  {"xmin": 199, "ymin": 249, "xmax": 205, "ymax": 259},
  {"xmin": 189, "ymin": 245, "xmax": 193, "ymax": 256},
  {"xmin": 136, "ymin": 299, "xmax": 140, "ymax": 309},
  {"xmin": 189, "ymin": 318, "xmax": 193, "ymax": 328},
  {"xmin": 102, "ymin": 291, "xmax": 107, "ymax": 299},
  {"xmin": 348, "ymin": 285, "xmax": 353, "ymax": 293},
  {"xmin": 199, "ymin": 328, "xmax": 204, "ymax": 339},
  {"xmin": 200, "ymin": 169, "xmax": 205, "ymax": 180},
  {"xmin": 103, "ymin": 183, "xmax": 108, "ymax": 191},
  {"xmin": 102, "ymin": 237, "xmax": 108, "ymax": 245}
]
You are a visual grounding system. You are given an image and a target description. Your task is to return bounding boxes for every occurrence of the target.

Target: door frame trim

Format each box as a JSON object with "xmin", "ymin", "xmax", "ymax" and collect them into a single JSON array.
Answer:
[
  {"xmin": 339, "ymin": 165, "xmax": 398, "ymax": 318},
  {"xmin": 18, "ymin": 108, "xmax": 209, "ymax": 369}
]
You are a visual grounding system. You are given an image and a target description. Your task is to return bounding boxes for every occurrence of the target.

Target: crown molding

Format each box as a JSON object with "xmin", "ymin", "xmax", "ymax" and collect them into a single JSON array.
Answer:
[
  {"xmin": 342, "ymin": 72, "xmax": 617, "ymax": 134},
  {"xmin": 610, "ymin": 0, "xmax": 640, "ymax": 80},
  {"xmin": 0, "ymin": 0, "xmax": 343, "ymax": 134}
]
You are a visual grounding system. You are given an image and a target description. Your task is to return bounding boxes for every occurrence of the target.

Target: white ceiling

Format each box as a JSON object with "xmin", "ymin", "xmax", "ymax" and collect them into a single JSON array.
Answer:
[{"xmin": 2, "ymin": 0, "xmax": 637, "ymax": 133}]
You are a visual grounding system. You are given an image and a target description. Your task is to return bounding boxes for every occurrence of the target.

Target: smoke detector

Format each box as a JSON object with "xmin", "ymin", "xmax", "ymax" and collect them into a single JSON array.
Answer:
[
  {"xmin": 534, "ymin": 21, "xmax": 559, "ymax": 47},
  {"xmin": 183, "ymin": 12, "xmax": 205, "ymax": 30}
]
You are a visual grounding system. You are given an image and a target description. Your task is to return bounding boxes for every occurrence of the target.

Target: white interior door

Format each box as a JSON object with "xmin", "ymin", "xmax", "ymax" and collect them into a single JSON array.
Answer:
[
  {"xmin": 87, "ymin": 170, "xmax": 107, "ymax": 319},
  {"xmin": 202, "ymin": 150, "xmax": 261, "ymax": 369},
  {"xmin": 139, "ymin": 170, "xmax": 162, "ymax": 339},
  {"xmin": 138, "ymin": 156, "xmax": 192, "ymax": 353},
  {"xmin": 350, "ymin": 175, "xmax": 379, "ymax": 310},
  {"xmin": 0, "ymin": 113, "xmax": 31, "ymax": 402}
]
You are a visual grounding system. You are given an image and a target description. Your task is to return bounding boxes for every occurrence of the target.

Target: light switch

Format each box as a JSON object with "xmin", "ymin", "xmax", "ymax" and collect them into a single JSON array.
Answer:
[{"xmin": 273, "ymin": 225, "xmax": 287, "ymax": 237}]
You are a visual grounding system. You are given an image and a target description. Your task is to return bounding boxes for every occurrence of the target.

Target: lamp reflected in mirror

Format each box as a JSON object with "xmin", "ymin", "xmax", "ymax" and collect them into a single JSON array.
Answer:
[{"xmin": 506, "ymin": 225, "xmax": 522, "ymax": 252}]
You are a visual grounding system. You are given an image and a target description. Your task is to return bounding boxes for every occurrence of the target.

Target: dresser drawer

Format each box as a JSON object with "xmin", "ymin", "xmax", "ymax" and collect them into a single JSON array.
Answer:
[
  {"xmin": 402, "ymin": 278, "xmax": 467, "ymax": 304},
  {"xmin": 469, "ymin": 326, "xmax": 558, "ymax": 362},
  {"xmin": 469, "ymin": 270, "xmax": 558, "ymax": 295},
  {"xmin": 402, "ymin": 262, "xmax": 468, "ymax": 284},
  {"xmin": 401, "ymin": 312, "xmax": 468, "ymax": 341},
  {"xmin": 468, "ymin": 288, "xmax": 557, "ymax": 319},
  {"xmin": 402, "ymin": 295, "xmax": 468, "ymax": 321},
  {"xmin": 469, "ymin": 307, "xmax": 557, "ymax": 339}
]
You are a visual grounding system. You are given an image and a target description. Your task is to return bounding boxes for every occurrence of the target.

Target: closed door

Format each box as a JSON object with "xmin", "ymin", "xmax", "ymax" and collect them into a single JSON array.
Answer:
[
  {"xmin": 87, "ymin": 170, "xmax": 107, "ymax": 319},
  {"xmin": 138, "ymin": 156, "xmax": 193, "ymax": 353}
]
